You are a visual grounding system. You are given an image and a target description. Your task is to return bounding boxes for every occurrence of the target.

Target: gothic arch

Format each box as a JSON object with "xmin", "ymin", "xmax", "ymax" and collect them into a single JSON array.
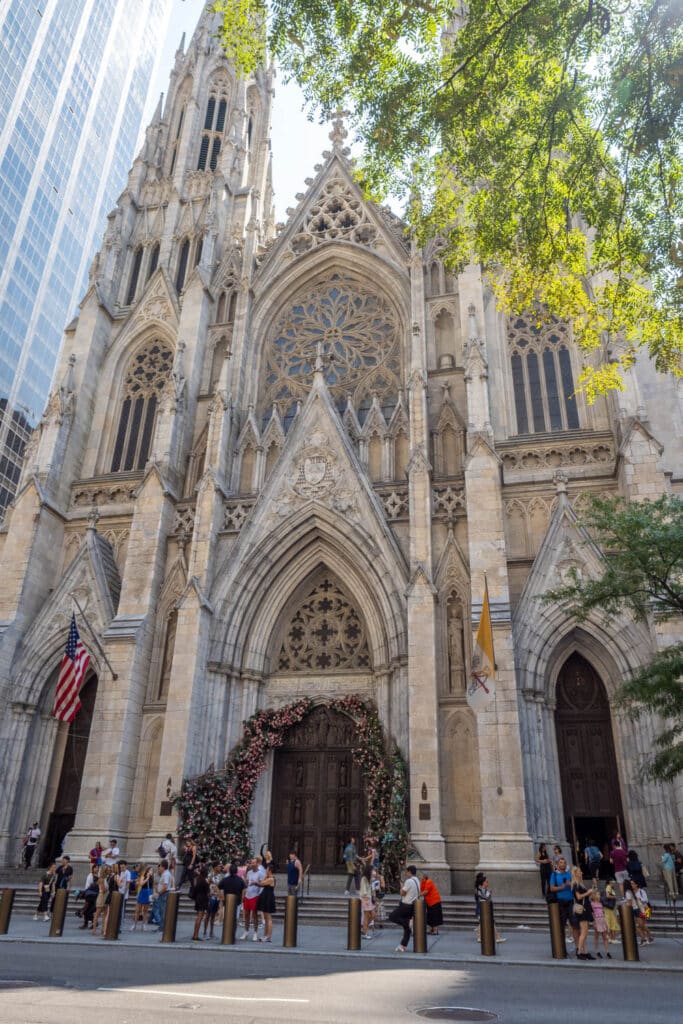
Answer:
[
  {"xmin": 440, "ymin": 707, "xmax": 482, "ymax": 838},
  {"xmin": 270, "ymin": 568, "xmax": 372, "ymax": 675},
  {"xmin": 95, "ymin": 325, "xmax": 176, "ymax": 475},
  {"xmin": 209, "ymin": 504, "xmax": 407, "ymax": 677},
  {"xmin": 245, "ymin": 246, "xmax": 410, "ymax": 414},
  {"xmin": 131, "ymin": 715, "xmax": 165, "ymax": 830}
]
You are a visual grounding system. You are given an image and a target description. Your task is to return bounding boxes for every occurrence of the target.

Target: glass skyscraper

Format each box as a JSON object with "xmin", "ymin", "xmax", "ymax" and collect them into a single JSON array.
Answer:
[{"xmin": 0, "ymin": 0, "xmax": 172, "ymax": 513}]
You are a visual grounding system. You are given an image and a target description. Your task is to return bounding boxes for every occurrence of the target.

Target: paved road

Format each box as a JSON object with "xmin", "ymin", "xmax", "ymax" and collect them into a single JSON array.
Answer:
[{"xmin": 0, "ymin": 943, "xmax": 680, "ymax": 1024}]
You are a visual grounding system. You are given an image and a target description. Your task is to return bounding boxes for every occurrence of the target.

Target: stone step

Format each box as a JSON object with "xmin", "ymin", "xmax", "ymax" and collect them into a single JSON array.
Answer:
[{"xmin": 3, "ymin": 889, "xmax": 681, "ymax": 935}]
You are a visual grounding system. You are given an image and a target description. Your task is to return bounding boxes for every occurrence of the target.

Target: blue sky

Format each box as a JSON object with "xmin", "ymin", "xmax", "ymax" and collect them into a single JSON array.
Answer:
[{"xmin": 145, "ymin": 0, "xmax": 338, "ymax": 221}]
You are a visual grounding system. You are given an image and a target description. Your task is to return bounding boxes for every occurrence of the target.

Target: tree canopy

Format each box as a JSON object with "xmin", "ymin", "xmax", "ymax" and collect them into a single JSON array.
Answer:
[
  {"xmin": 215, "ymin": 0, "xmax": 683, "ymax": 397},
  {"xmin": 544, "ymin": 494, "xmax": 683, "ymax": 782}
]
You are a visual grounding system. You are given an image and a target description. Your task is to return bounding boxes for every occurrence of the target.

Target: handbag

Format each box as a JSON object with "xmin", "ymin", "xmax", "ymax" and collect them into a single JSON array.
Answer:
[{"xmin": 572, "ymin": 900, "xmax": 585, "ymax": 915}]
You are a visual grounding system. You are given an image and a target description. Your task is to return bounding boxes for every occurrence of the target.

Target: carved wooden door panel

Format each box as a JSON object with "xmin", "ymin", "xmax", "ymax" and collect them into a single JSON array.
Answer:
[
  {"xmin": 555, "ymin": 654, "xmax": 624, "ymax": 821},
  {"xmin": 270, "ymin": 707, "xmax": 365, "ymax": 870}
]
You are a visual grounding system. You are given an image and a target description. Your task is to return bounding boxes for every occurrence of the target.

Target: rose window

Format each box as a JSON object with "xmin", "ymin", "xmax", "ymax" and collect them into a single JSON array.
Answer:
[{"xmin": 262, "ymin": 273, "xmax": 401, "ymax": 427}]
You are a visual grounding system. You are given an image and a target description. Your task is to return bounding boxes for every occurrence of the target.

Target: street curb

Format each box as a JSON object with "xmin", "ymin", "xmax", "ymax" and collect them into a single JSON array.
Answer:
[{"xmin": 1, "ymin": 935, "xmax": 681, "ymax": 974}]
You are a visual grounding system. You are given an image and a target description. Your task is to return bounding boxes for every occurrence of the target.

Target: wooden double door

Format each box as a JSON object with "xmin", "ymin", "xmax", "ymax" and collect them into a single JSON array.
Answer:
[
  {"xmin": 270, "ymin": 706, "xmax": 365, "ymax": 871},
  {"xmin": 555, "ymin": 653, "xmax": 625, "ymax": 858}
]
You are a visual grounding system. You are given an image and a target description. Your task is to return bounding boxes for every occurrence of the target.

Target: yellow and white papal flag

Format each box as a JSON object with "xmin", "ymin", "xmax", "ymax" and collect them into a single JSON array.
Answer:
[{"xmin": 468, "ymin": 578, "xmax": 495, "ymax": 711}]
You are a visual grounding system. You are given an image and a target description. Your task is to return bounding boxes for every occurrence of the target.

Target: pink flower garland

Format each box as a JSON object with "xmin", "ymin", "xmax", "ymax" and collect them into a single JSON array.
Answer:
[{"xmin": 174, "ymin": 695, "xmax": 408, "ymax": 884}]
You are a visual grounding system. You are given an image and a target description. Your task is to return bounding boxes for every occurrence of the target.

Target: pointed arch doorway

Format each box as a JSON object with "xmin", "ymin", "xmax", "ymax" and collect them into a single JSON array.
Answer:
[
  {"xmin": 555, "ymin": 653, "xmax": 625, "ymax": 863},
  {"xmin": 42, "ymin": 673, "xmax": 99, "ymax": 864},
  {"xmin": 269, "ymin": 704, "xmax": 366, "ymax": 871}
]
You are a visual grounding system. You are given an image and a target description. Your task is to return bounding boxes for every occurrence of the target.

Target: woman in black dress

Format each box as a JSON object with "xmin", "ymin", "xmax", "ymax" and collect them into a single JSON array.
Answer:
[
  {"xmin": 192, "ymin": 867, "xmax": 210, "ymax": 941},
  {"xmin": 535, "ymin": 843, "xmax": 553, "ymax": 897},
  {"xmin": 257, "ymin": 863, "xmax": 276, "ymax": 942}
]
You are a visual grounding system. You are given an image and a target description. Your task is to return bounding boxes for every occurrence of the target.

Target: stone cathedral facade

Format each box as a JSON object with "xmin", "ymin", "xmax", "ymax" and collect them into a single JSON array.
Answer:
[{"xmin": 0, "ymin": 10, "xmax": 681, "ymax": 889}]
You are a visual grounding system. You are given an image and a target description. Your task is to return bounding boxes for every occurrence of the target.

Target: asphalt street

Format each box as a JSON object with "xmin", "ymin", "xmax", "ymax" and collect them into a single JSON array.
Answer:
[{"xmin": 0, "ymin": 942, "xmax": 680, "ymax": 1024}]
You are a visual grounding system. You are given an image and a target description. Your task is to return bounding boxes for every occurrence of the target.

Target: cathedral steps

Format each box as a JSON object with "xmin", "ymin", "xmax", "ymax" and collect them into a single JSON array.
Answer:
[{"xmin": 2, "ymin": 886, "xmax": 681, "ymax": 936}]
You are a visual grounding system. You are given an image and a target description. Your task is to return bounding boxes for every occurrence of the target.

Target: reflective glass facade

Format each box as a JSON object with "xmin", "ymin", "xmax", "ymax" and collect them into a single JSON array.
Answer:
[{"xmin": 0, "ymin": 0, "xmax": 171, "ymax": 513}]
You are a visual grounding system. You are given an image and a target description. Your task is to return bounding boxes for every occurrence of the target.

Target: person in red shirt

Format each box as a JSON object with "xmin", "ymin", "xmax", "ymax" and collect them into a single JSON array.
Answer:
[
  {"xmin": 610, "ymin": 834, "xmax": 629, "ymax": 897},
  {"xmin": 419, "ymin": 871, "xmax": 444, "ymax": 935}
]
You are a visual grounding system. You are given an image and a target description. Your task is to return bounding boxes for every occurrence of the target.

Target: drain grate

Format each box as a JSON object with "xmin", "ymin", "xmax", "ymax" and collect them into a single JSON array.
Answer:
[{"xmin": 414, "ymin": 1009, "xmax": 498, "ymax": 1022}]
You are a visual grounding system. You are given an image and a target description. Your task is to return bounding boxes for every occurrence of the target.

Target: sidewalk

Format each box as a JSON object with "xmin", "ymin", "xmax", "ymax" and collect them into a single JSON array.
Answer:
[{"xmin": 1, "ymin": 911, "xmax": 682, "ymax": 972}]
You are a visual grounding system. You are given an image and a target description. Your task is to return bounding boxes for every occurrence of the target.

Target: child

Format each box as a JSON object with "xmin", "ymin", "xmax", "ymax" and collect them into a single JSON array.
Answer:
[
  {"xmin": 590, "ymin": 890, "xmax": 610, "ymax": 958},
  {"xmin": 603, "ymin": 879, "xmax": 620, "ymax": 944}
]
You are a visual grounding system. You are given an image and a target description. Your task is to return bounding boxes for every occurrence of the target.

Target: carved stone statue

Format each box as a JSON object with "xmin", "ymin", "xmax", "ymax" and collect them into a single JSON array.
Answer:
[{"xmin": 447, "ymin": 599, "xmax": 466, "ymax": 696}]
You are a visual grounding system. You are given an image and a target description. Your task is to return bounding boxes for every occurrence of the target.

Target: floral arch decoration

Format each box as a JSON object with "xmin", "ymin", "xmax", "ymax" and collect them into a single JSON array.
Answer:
[{"xmin": 174, "ymin": 695, "xmax": 409, "ymax": 888}]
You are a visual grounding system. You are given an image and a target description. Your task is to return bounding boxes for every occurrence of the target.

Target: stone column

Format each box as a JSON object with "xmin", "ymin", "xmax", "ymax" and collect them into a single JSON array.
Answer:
[
  {"xmin": 405, "ymin": 243, "xmax": 447, "ymax": 870},
  {"xmin": 463, "ymin": 305, "xmax": 534, "ymax": 890},
  {"xmin": 0, "ymin": 703, "xmax": 38, "ymax": 864}
]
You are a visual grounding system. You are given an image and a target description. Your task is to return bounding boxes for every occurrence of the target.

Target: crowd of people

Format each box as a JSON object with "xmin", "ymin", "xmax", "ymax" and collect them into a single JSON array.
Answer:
[
  {"xmin": 535, "ymin": 832, "xmax": 682, "ymax": 961},
  {"xmin": 26, "ymin": 826, "xmax": 682, "ymax": 954}
]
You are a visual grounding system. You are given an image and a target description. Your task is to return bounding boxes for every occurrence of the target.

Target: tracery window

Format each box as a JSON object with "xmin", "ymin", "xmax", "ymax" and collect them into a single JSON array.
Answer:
[
  {"xmin": 147, "ymin": 242, "xmax": 160, "ymax": 281},
  {"xmin": 198, "ymin": 94, "xmax": 227, "ymax": 171},
  {"xmin": 262, "ymin": 272, "xmax": 401, "ymax": 429},
  {"xmin": 175, "ymin": 238, "xmax": 190, "ymax": 293},
  {"xmin": 125, "ymin": 246, "xmax": 143, "ymax": 305},
  {"xmin": 508, "ymin": 314, "xmax": 580, "ymax": 434},
  {"xmin": 111, "ymin": 340, "xmax": 173, "ymax": 472},
  {"xmin": 278, "ymin": 577, "xmax": 371, "ymax": 672}
]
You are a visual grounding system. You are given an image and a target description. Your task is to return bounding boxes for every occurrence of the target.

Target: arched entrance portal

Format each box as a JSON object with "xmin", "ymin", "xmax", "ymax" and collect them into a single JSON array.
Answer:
[
  {"xmin": 270, "ymin": 705, "xmax": 366, "ymax": 871},
  {"xmin": 43, "ymin": 673, "xmax": 99, "ymax": 864},
  {"xmin": 555, "ymin": 653, "xmax": 624, "ymax": 862}
]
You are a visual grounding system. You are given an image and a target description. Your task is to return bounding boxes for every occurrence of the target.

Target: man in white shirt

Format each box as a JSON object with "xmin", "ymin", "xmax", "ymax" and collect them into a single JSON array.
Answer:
[
  {"xmin": 24, "ymin": 823, "xmax": 41, "ymax": 868},
  {"xmin": 241, "ymin": 856, "xmax": 265, "ymax": 941},
  {"xmin": 103, "ymin": 839, "xmax": 120, "ymax": 867},
  {"xmin": 116, "ymin": 859, "xmax": 132, "ymax": 927},
  {"xmin": 149, "ymin": 859, "xmax": 173, "ymax": 931}
]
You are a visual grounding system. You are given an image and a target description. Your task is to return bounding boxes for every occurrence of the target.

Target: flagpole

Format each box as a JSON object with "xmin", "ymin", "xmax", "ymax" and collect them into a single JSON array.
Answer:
[
  {"xmin": 71, "ymin": 596, "xmax": 118, "ymax": 679},
  {"xmin": 483, "ymin": 573, "xmax": 503, "ymax": 796}
]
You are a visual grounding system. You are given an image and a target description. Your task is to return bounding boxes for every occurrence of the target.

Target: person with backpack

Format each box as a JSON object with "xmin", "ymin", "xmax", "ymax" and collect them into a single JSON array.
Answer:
[
  {"xmin": 33, "ymin": 862, "xmax": 55, "ymax": 922},
  {"xmin": 583, "ymin": 838, "xmax": 602, "ymax": 881},
  {"xmin": 661, "ymin": 844, "xmax": 678, "ymax": 899}
]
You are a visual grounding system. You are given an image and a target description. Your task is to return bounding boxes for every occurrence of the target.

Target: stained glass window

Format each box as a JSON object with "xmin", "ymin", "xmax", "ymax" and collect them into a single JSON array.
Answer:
[
  {"xmin": 111, "ymin": 340, "xmax": 173, "ymax": 472},
  {"xmin": 262, "ymin": 273, "xmax": 401, "ymax": 428},
  {"xmin": 507, "ymin": 314, "xmax": 579, "ymax": 434}
]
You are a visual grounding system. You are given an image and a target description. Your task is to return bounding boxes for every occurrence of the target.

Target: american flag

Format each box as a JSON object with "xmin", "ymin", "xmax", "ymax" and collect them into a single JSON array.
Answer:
[{"xmin": 52, "ymin": 614, "xmax": 90, "ymax": 722}]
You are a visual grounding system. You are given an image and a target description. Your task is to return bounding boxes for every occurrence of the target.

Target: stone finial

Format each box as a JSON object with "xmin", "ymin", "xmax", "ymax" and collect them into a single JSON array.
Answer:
[
  {"xmin": 468, "ymin": 303, "xmax": 478, "ymax": 341},
  {"xmin": 329, "ymin": 110, "xmax": 350, "ymax": 148},
  {"xmin": 553, "ymin": 470, "xmax": 569, "ymax": 495},
  {"xmin": 87, "ymin": 505, "xmax": 100, "ymax": 532},
  {"xmin": 314, "ymin": 339, "xmax": 325, "ymax": 374}
]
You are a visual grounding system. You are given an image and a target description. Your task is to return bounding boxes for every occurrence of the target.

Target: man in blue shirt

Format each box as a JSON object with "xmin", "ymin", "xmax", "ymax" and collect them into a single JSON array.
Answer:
[
  {"xmin": 343, "ymin": 837, "xmax": 358, "ymax": 895},
  {"xmin": 549, "ymin": 856, "xmax": 574, "ymax": 935}
]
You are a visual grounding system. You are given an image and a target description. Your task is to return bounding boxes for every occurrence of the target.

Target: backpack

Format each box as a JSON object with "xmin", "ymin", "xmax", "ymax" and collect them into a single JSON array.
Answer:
[{"xmin": 157, "ymin": 843, "xmax": 166, "ymax": 858}]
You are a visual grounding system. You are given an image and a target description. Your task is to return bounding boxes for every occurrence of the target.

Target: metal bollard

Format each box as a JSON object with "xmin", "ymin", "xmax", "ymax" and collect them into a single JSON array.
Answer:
[
  {"xmin": 221, "ymin": 894, "xmax": 239, "ymax": 945},
  {"xmin": 104, "ymin": 892, "xmax": 123, "ymax": 940},
  {"xmin": 479, "ymin": 898, "xmax": 496, "ymax": 956},
  {"xmin": 49, "ymin": 889, "xmax": 68, "ymax": 937},
  {"xmin": 547, "ymin": 901, "xmax": 567, "ymax": 959},
  {"xmin": 283, "ymin": 893, "xmax": 298, "ymax": 948},
  {"xmin": 0, "ymin": 889, "xmax": 15, "ymax": 935},
  {"xmin": 618, "ymin": 901, "xmax": 640, "ymax": 962},
  {"xmin": 347, "ymin": 896, "xmax": 361, "ymax": 950},
  {"xmin": 413, "ymin": 899, "xmax": 427, "ymax": 954},
  {"xmin": 161, "ymin": 891, "xmax": 180, "ymax": 944}
]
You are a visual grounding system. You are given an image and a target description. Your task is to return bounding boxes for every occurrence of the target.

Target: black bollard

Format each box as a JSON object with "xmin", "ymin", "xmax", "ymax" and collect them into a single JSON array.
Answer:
[
  {"xmin": 161, "ymin": 891, "xmax": 180, "ymax": 944},
  {"xmin": 547, "ymin": 901, "xmax": 567, "ymax": 959},
  {"xmin": 104, "ymin": 892, "xmax": 123, "ymax": 940},
  {"xmin": 618, "ymin": 902, "xmax": 640, "ymax": 962},
  {"xmin": 49, "ymin": 889, "xmax": 68, "ymax": 937},
  {"xmin": 347, "ymin": 896, "xmax": 361, "ymax": 950},
  {"xmin": 413, "ymin": 899, "xmax": 427, "ymax": 953},
  {"xmin": 221, "ymin": 894, "xmax": 239, "ymax": 945},
  {"xmin": 0, "ymin": 889, "xmax": 15, "ymax": 935},
  {"xmin": 479, "ymin": 898, "xmax": 496, "ymax": 956},
  {"xmin": 283, "ymin": 893, "xmax": 298, "ymax": 948}
]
